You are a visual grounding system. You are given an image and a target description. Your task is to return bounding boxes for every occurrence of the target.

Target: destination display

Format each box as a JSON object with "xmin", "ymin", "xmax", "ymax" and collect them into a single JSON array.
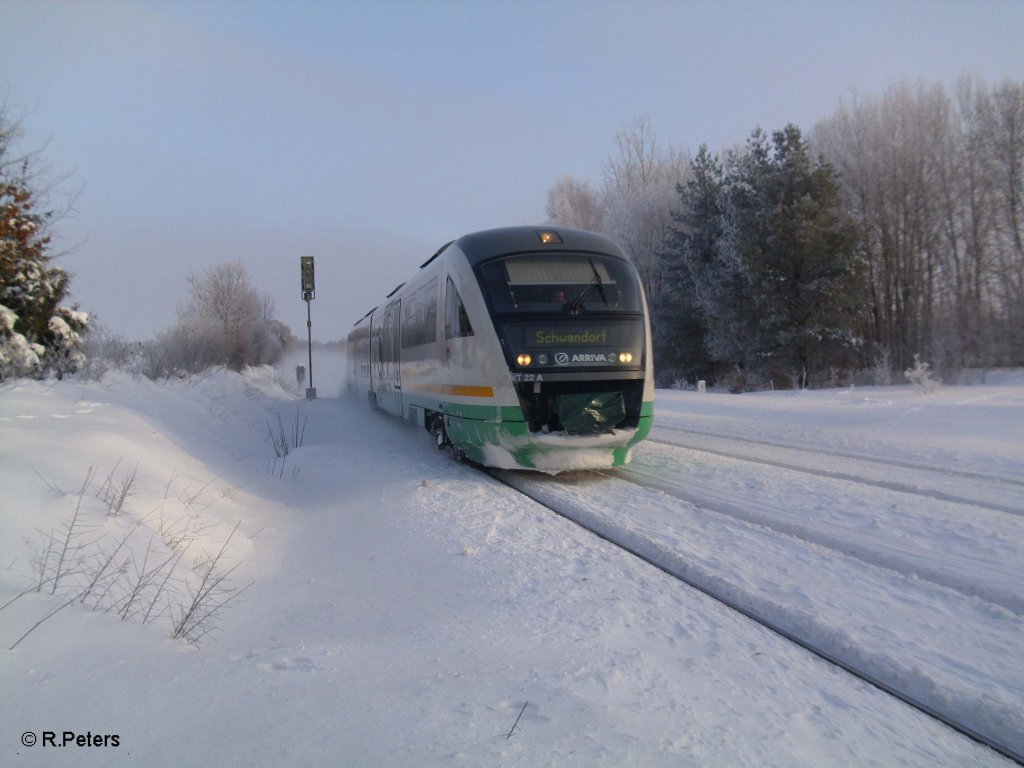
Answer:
[
  {"xmin": 531, "ymin": 328, "xmax": 611, "ymax": 346},
  {"xmin": 500, "ymin": 319, "xmax": 644, "ymax": 370}
]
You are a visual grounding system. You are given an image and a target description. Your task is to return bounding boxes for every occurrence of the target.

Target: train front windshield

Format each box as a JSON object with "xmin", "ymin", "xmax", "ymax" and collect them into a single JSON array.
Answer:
[
  {"xmin": 476, "ymin": 252, "xmax": 647, "ymax": 378},
  {"xmin": 476, "ymin": 253, "xmax": 643, "ymax": 316}
]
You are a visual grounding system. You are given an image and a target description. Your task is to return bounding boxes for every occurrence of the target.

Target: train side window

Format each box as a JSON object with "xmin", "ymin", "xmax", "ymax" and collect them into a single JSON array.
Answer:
[
  {"xmin": 400, "ymin": 278, "xmax": 438, "ymax": 348},
  {"xmin": 424, "ymin": 277, "xmax": 438, "ymax": 342},
  {"xmin": 445, "ymin": 277, "xmax": 474, "ymax": 339}
]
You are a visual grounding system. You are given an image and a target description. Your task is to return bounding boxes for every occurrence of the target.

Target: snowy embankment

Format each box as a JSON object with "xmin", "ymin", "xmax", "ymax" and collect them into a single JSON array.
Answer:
[{"xmin": 1, "ymin": 357, "xmax": 1021, "ymax": 766}]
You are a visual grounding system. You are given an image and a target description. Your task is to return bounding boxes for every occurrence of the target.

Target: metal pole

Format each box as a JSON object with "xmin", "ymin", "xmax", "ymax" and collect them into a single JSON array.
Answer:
[
  {"xmin": 305, "ymin": 296, "xmax": 316, "ymax": 400},
  {"xmin": 299, "ymin": 255, "xmax": 316, "ymax": 400}
]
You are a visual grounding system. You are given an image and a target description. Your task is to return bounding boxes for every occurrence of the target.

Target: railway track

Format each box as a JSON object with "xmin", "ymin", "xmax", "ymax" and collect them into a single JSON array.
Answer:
[
  {"xmin": 653, "ymin": 422, "xmax": 1024, "ymax": 486},
  {"xmin": 647, "ymin": 427, "xmax": 1024, "ymax": 516},
  {"xmin": 611, "ymin": 443, "xmax": 1023, "ymax": 614},
  {"xmin": 486, "ymin": 464, "xmax": 1024, "ymax": 766}
]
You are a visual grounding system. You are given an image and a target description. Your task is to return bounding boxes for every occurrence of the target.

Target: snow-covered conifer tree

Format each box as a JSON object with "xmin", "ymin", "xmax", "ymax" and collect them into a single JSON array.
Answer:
[
  {"xmin": 0, "ymin": 110, "xmax": 88, "ymax": 380},
  {"xmin": 658, "ymin": 126, "xmax": 862, "ymax": 389},
  {"xmin": 655, "ymin": 145, "xmax": 722, "ymax": 384}
]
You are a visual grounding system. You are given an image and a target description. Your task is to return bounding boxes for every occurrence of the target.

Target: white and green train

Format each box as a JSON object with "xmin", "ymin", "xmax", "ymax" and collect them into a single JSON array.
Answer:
[{"xmin": 346, "ymin": 226, "xmax": 654, "ymax": 472}]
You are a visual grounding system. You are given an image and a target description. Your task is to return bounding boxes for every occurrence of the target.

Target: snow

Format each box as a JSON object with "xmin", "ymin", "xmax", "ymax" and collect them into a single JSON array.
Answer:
[
  {"xmin": 1, "ymin": 357, "xmax": 1021, "ymax": 766},
  {"xmin": 0, "ymin": 305, "xmax": 16, "ymax": 332}
]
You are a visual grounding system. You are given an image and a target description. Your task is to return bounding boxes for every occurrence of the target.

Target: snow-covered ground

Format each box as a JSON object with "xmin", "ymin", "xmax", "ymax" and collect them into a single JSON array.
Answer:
[{"xmin": 1, "ymin": 355, "xmax": 1021, "ymax": 766}]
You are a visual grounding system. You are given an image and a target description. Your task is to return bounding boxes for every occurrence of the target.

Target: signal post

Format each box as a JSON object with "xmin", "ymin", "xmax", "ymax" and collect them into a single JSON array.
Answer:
[{"xmin": 300, "ymin": 256, "xmax": 316, "ymax": 400}]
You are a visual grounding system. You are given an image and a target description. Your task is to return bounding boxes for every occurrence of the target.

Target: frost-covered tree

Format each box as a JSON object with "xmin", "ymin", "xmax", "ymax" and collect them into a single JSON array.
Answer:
[
  {"xmin": 182, "ymin": 262, "xmax": 272, "ymax": 335},
  {"xmin": 545, "ymin": 175, "xmax": 603, "ymax": 232},
  {"xmin": 655, "ymin": 145, "xmax": 722, "ymax": 384},
  {"xmin": 543, "ymin": 117, "xmax": 689, "ymax": 306},
  {"xmin": 982, "ymin": 80, "xmax": 1024, "ymax": 365},
  {"xmin": 814, "ymin": 78, "xmax": 1024, "ymax": 376},
  {"xmin": 601, "ymin": 116, "xmax": 691, "ymax": 303},
  {"xmin": 659, "ymin": 126, "xmax": 862, "ymax": 389},
  {"xmin": 744, "ymin": 125, "xmax": 862, "ymax": 386},
  {"xmin": 149, "ymin": 261, "xmax": 284, "ymax": 375},
  {"xmin": 0, "ymin": 109, "xmax": 88, "ymax": 380}
]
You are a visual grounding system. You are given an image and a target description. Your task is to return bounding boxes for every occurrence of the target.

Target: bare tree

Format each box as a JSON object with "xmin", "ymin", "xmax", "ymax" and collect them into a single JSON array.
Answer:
[
  {"xmin": 814, "ymin": 78, "xmax": 1024, "ymax": 376},
  {"xmin": 545, "ymin": 175, "xmax": 603, "ymax": 232},
  {"xmin": 153, "ymin": 262, "xmax": 284, "ymax": 374},
  {"xmin": 601, "ymin": 116, "xmax": 691, "ymax": 302},
  {"xmin": 181, "ymin": 262, "xmax": 273, "ymax": 332},
  {"xmin": 985, "ymin": 81, "xmax": 1024, "ymax": 363}
]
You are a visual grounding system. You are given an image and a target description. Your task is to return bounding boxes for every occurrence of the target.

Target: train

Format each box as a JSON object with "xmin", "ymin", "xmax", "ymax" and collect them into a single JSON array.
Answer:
[{"xmin": 346, "ymin": 226, "xmax": 654, "ymax": 472}]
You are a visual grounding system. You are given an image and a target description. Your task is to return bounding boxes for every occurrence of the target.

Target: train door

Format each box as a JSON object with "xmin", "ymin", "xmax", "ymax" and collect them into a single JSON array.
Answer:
[
  {"xmin": 379, "ymin": 300, "xmax": 402, "ymax": 414},
  {"xmin": 443, "ymin": 275, "xmax": 475, "ymax": 374}
]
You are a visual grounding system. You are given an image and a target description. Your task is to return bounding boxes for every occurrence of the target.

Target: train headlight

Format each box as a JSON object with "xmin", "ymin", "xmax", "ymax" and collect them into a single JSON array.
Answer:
[
  {"xmin": 619, "ymin": 352, "xmax": 634, "ymax": 364},
  {"xmin": 517, "ymin": 353, "xmax": 533, "ymax": 367}
]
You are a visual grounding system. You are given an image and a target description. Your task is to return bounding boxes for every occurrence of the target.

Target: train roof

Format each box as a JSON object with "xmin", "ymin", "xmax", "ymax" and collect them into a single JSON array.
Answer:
[
  {"xmin": 352, "ymin": 227, "xmax": 633, "ymax": 326},
  {"xmin": 451, "ymin": 226, "xmax": 630, "ymax": 267}
]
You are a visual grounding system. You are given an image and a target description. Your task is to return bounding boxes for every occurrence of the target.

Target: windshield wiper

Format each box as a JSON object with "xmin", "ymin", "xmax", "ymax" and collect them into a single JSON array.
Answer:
[{"xmin": 566, "ymin": 259, "xmax": 607, "ymax": 315}]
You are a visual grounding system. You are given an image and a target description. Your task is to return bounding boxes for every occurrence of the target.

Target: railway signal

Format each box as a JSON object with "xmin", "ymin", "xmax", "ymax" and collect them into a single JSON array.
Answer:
[{"xmin": 300, "ymin": 256, "xmax": 316, "ymax": 400}]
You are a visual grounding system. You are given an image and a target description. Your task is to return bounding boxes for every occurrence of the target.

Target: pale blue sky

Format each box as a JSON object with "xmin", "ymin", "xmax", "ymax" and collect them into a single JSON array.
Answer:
[{"xmin": 2, "ymin": 0, "xmax": 1022, "ymax": 341}]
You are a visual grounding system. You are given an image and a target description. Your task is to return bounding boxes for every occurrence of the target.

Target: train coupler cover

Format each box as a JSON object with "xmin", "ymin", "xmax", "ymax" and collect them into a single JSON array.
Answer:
[{"xmin": 555, "ymin": 392, "xmax": 625, "ymax": 435}]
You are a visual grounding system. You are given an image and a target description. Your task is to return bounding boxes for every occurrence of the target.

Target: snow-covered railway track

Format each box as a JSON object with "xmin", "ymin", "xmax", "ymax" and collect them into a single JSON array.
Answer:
[
  {"xmin": 487, "ymin": 467, "xmax": 1024, "ymax": 766},
  {"xmin": 647, "ymin": 429, "xmax": 1024, "ymax": 516},
  {"xmin": 654, "ymin": 422, "xmax": 1024, "ymax": 486},
  {"xmin": 613, "ymin": 442, "xmax": 1023, "ymax": 614}
]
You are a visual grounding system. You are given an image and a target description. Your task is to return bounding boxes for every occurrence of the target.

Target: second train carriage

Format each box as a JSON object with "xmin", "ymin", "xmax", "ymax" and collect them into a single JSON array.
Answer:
[{"xmin": 346, "ymin": 226, "xmax": 654, "ymax": 472}]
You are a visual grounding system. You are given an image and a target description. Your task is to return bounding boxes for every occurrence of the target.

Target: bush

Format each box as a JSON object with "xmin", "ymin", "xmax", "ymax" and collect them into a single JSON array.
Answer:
[
  {"xmin": 6, "ymin": 464, "xmax": 249, "ymax": 649},
  {"xmin": 0, "ymin": 302, "xmax": 43, "ymax": 378},
  {"xmin": 904, "ymin": 354, "xmax": 941, "ymax": 393},
  {"xmin": 144, "ymin": 262, "xmax": 287, "ymax": 378},
  {"xmin": 142, "ymin": 318, "xmax": 234, "ymax": 379}
]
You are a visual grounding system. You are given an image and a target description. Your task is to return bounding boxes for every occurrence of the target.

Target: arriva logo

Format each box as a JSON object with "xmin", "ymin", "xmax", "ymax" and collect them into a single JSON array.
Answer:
[{"xmin": 554, "ymin": 352, "xmax": 617, "ymax": 365}]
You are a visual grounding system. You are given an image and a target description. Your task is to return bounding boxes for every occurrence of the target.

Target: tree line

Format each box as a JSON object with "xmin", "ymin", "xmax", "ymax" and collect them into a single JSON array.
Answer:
[{"xmin": 547, "ymin": 78, "xmax": 1024, "ymax": 389}]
